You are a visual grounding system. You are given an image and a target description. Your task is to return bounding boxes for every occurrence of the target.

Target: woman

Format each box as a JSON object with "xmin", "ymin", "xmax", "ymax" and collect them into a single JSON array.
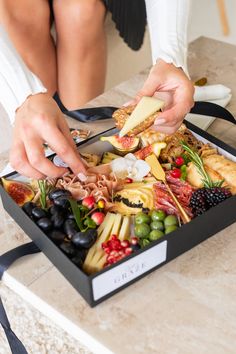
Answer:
[{"xmin": 0, "ymin": 0, "xmax": 194, "ymax": 179}]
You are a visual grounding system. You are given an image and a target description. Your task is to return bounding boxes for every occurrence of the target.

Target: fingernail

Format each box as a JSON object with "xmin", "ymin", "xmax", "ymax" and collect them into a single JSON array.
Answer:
[
  {"xmin": 123, "ymin": 100, "xmax": 134, "ymax": 107},
  {"xmin": 154, "ymin": 118, "xmax": 166, "ymax": 126},
  {"xmin": 77, "ymin": 172, "xmax": 87, "ymax": 182}
]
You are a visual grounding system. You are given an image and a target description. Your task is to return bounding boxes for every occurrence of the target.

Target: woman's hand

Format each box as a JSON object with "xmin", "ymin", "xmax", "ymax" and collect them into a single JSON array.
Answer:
[
  {"xmin": 10, "ymin": 93, "xmax": 86, "ymax": 179},
  {"xmin": 132, "ymin": 59, "xmax": 194, "ymax": 134}
]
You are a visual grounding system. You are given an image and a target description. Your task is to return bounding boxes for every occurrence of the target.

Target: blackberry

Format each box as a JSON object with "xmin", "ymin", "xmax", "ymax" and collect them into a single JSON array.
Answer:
[
  {"xmin": 204, "ymin": 187, "xmax": 231, "ymax": 207},
  {"xmin": 190, "ymin": 187, "xmax": 232, "ymax": 217},
  {"xmin": 190, "ymin": 189, "xmax": 208, "ymax": 216}
]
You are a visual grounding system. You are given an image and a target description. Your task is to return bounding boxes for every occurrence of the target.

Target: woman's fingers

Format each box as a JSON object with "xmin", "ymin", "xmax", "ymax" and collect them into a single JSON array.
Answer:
[
  {"xmin": 9, "ymin": 142, "xmax": 46, "ymax": 179},
  {"xmin": 24, "ymin": 135, "xmax": 68, "ymax": 178},
  {"xmin": 41, "ymin": 123, "xmax": 86, "ymax": 175},
  {"xmin": 57, "ymin": 115, "xmax": 78, "ymax": 151}
]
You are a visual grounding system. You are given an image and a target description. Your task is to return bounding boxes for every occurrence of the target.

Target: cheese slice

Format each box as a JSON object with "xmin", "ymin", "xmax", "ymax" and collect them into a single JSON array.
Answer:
[
  {"xmin": 119, "ymin": 96, "xmax": 164, "ymax": 137},
  {"xmin": 145, "ymin": 154, "xmax": 165, "ymax": 181}
]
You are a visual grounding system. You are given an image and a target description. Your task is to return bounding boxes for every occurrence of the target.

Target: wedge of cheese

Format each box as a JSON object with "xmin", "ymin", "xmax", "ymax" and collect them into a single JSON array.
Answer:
[{"xmin": 119, "ymin": 96, "xmax": 164, "ymax": 137}]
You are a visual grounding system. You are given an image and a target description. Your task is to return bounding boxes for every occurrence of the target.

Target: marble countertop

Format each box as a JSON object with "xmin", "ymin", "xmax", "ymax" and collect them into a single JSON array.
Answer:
[{"xmin": 1, "ymin": 37, "xmax": 236, "ymax": 354}]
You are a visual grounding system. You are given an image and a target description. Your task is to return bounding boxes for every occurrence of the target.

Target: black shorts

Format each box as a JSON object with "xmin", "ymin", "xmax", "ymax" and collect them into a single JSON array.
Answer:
[
  {"xmin": 49, "ymin": 0, "xmax": 146, "ymax": 51},
  {"xmin": 104, "ymin": 0, "xmax": 147, "ymax": 50}
]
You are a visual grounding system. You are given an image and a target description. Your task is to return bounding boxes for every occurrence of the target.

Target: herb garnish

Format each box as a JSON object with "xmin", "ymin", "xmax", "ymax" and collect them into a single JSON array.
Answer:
[
  {"xmin": 181, "ymin": 142, "xmax": 224, "ymax": 188},
  {"xmin": 38, "ymin": 180, "xmax": 48, "ymax": 209}
]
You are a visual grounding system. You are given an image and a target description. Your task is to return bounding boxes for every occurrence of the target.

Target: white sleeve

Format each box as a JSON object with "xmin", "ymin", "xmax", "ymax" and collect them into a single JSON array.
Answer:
[
  {"xmin": 145, "ymin": 0, "xmax": 191, "ymax": 75},
  {"xmin": 0, "ymin": 26, "xmax": 47, "ymax": 125}
]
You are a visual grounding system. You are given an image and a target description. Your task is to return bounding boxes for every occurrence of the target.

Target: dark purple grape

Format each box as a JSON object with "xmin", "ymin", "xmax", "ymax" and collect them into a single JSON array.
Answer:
[
  {"xmin": 72, "ymin": 229, "xmax": 97, "ymax": 249},
  {"xmin": 32, "ymin": 207, "xmax": 47, "ymax": 219},
  {"xmin": 48, "ymin": 188, "xmax": 72, "ymax": 201},
  {"xmin": 22, "ymin": 201, "xmax": 36, "ymax": 217},
  {"xmin": 48, "ymin": 230, "xmax": 65, "ymax": 245},
  {"xmin": 51, "ymin": 212, "xmax": 65, "ymax": 229},
  {"xmin": 60, "ymin": 242, "xmax": 76, "ymax": 258},
  {"xmin": 63, "ymin": 219, "xmax": 77, "ymax": 238},
  {"xmin": 37, "ymin": 217, "xmax": 53, "ymax": 232}
]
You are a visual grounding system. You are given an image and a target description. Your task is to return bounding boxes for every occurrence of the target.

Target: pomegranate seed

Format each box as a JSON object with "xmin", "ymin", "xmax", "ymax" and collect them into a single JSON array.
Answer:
[
  {"xmin": 125, "ymin": 247, "xmax": 133, "ymax": 255},
  {"xmin": 101, "ymin": 242, "xmax": 106, "ymax": 249},
  {"xmin": 130, "ymin": 237, "xmax": 139, "ymax": 245},
  {"xmin": 111, "ymin": 234, "xmax": 118, "ymax": 241},
  {"xmin": 106, "ymin": 240, "xmax": 112, "ymax": 248},
  {"xmin": 110, "ymin": 239, "xmax": 121, "ymax": 250},
  {"xmin": 175, "ymin": 156, "xmax": 184, "ymax": 166},
  {"xmin": 170, "ymin": 168, "xmax": 181, "ymax": 179},
  {"xmin": 107, "ymin": 256, "xmax": 115, "ymax": 264},
  {"xmin": 110, "ymin": 250, "xmax": 118, "ymax": 257},
  {"xmin": 118, "ymin": 250, "xmax": 125, "ymax": 256},
  {"xmin": 121, "ymin": 240, "xmax": 130, "ymax": 248}
]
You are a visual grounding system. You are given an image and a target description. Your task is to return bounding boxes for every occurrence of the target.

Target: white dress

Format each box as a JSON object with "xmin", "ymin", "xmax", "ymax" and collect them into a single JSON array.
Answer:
[{"xmin": 0, "ymin": 0, "xmax": 191, "ymax": 124}]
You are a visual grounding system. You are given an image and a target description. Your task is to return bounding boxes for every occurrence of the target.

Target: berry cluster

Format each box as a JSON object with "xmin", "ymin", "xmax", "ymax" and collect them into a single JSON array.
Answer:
[
  {"xmin": 190, "ymin": 187, "xmax": 231, "ymax": 217},
  {"xmin": 102, "ymin": 235, "xmax": 140, "ymax": 266}
]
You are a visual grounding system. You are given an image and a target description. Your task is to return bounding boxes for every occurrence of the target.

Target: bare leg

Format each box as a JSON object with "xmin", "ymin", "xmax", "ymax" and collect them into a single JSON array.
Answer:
[
  {"xmin": 53, "ymin": 0, "xmax": 106, "ymax": 109},
  {"xmin": 0, "ymin": 0, "xmax": 57, "ymax": 94}
]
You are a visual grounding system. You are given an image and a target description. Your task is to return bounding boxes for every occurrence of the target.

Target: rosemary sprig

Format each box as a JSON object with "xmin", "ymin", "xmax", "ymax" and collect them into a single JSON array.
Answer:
[
  {"xmin": 181, "ymin": 142, "xmax": 224, "ymax": 188},
  {"xmin": 38, "ymin": 180, "xmax": 48, "ymax": 209}
]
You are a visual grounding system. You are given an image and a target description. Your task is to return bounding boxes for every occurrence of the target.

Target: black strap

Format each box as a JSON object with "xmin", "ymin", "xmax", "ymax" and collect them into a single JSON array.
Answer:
[
  {"xmin": 190, "ymin": 101, "xmax": 236, "ymax": 125},
  {"xmin": 53, "ymin": 93, "xmax": 236, "ymax": 126},
  {"xmin": 0, "ymin": 242, "xmax": 40, "ymax": 354}
]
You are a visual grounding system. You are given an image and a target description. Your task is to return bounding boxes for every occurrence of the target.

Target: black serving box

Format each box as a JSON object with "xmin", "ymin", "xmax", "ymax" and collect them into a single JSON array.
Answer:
[{"xmin": 1, "ymin": 118, "xmax": 236, "ymax": 307}]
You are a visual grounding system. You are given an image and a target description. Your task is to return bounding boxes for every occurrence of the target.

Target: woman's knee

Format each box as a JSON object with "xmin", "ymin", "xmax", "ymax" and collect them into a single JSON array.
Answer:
[
  {"xmin": 1, "ymin": 0, "xmax": 51, "ymax": 40},
  {"xmin": 54, "ymin": 0, "xmax": 105, "ymax": 34}
]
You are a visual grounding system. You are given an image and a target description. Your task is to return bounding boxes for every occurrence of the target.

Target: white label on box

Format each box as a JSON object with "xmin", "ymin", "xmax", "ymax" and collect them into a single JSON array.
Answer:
[{"xmin": 92, "ymin": 240, "xmax": 167, "ymax": 301}]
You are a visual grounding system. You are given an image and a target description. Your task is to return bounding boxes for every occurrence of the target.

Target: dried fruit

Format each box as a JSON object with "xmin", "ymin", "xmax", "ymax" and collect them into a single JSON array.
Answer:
[{"xmin": 1, "ymin": 178, "xmax": 34, "ymax": 206}]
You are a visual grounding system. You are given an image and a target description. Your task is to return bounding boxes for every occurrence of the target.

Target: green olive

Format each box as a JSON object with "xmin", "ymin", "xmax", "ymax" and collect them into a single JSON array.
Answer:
[
  {"xmin": 134, "ymin": 223, "xmax": 151, "ymax": 238},
  {"xmin": 140, "ymin": 238, "xmax": 151, "ymax": 247},
  {"xmin": 135, "ymin": 212, "xmax": 151, "ymax": 225},
  {"xmin": 164, "ymin": 215, "xmax": 178, "ymax": 227},
  {"xmin": 150, "ymin": 221, "xmax": 164, "ymax": 231},
  {"xmin": 165, "ymin": 225, "xmax": 178, "ymax": 234},
  {"xmin": 149, "ymin": 230, "xmax": 164, "ymax": 241},
  {"xmin": 150, "ymin": 210, "xmax": 166, "ymax": 222}
]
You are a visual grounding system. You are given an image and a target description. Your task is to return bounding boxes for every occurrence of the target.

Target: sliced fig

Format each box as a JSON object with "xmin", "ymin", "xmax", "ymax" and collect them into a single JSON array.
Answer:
[
  {"xmin": 100, "ymin": 135, "xmax": 139, "ymax": 155},
  {"xmin": 1, "ymin": 178, "xmax": 34, "ymax": 206}
]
